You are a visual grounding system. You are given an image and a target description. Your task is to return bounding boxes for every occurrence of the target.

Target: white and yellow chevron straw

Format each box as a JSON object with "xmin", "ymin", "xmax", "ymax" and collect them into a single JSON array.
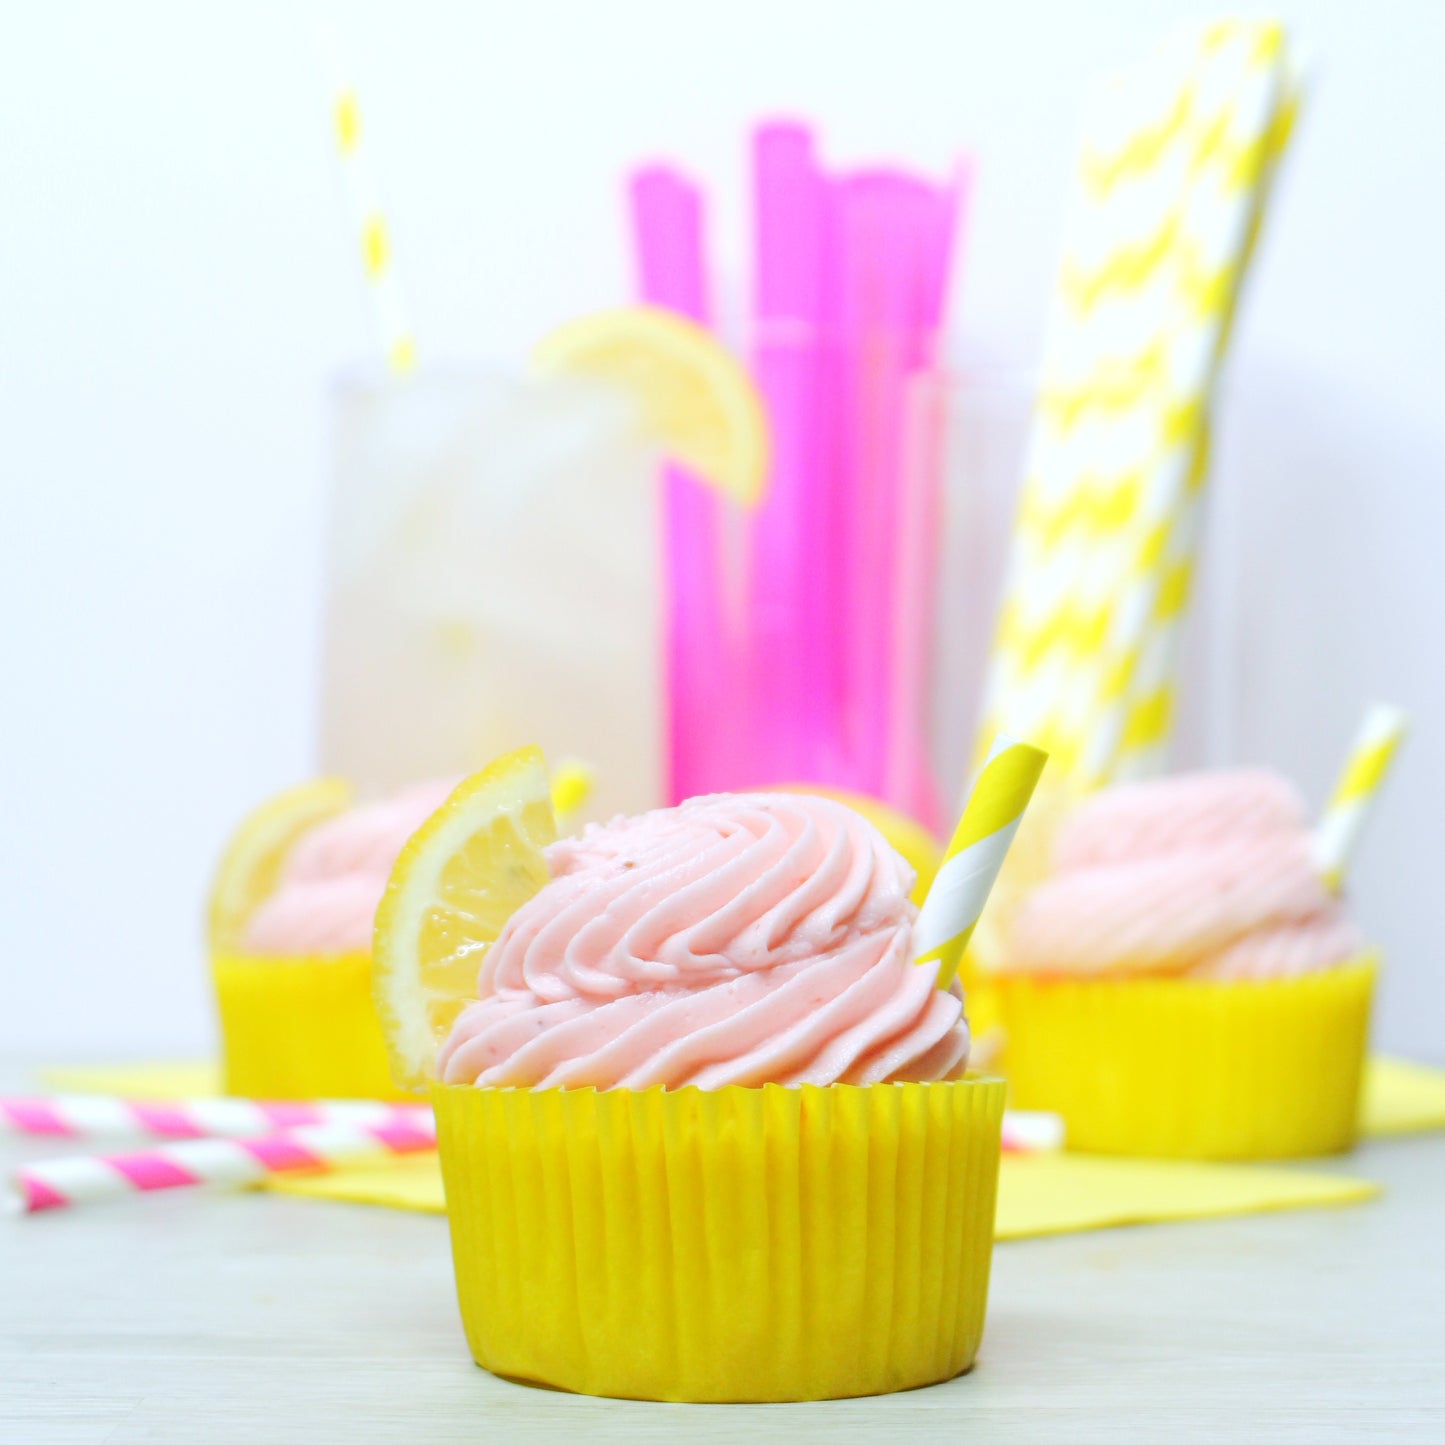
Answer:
[
  {"xmin": 318, "ymin": 27, "xmax": 416, "ymax": 376},
  {"xmin": 914, "ymin": 736, "xmax": 1048, "ymax": 990},
  {"xmin": 1101, "ymin": 26, "xmax": 1302, "ymax": 783},
  {"xmin": 1311, "ymin": 704, "xmax": 1408, "ymax": 892},
  {"xmin": 978, "ymin": 20, "xmax": 1299, "ymax": 790}
]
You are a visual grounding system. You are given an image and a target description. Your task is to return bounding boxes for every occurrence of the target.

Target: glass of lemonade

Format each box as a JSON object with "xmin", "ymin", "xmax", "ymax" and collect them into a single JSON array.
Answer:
[{"xmin": 318, "ymin": 365, "xmax": 663, "ymax": 823}]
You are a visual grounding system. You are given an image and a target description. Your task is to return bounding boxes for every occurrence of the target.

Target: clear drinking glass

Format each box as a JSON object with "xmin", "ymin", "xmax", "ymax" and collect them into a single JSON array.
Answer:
[{"xmin": 318, "ymin": 364, "xmax": 664, "ymax": 823}]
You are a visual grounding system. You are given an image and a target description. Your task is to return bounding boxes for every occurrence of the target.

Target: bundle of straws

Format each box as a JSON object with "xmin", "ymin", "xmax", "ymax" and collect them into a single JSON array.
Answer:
[
  {"xmin": 633, "ymin": 122, "xmax": 970, "ymax": 831},
  {"xmin": 979, "ymin": 19, "xmax": 1301, "ymax": 793}
]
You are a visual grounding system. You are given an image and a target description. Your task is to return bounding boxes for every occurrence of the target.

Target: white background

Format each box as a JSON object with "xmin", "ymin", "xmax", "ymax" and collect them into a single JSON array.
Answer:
[{"xmin": 2, "ymin": 0, "xmax": 1440, "ymax": 1061}]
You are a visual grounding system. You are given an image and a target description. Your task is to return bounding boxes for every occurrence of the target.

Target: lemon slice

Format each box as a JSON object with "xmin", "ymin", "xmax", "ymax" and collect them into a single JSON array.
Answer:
[
  {"xmin": 372, "ymin": 746, "xmax": 557, "ymax": 1088},
  {"xmin": 779, "ymin": 784, "xmax": 942, "ymax": 908},
  {"xmin": 532, "ymin": 305, "xmax": 770, "ymax": 507},
  {"xmin": 208, "ymin": 778, "xmax": 354, "ymax": 951}
]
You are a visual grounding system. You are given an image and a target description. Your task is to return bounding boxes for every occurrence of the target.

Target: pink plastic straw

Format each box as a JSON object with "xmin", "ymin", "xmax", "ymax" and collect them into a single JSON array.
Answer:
[
  {"xmin": 837, "ymin": 171, "xmax": 927, "ymax": 798},
  {"xmin": 805, "ymin": 175, "xmax": 862, "ymax": 792},
  {"xmin": 747, "ymin": 121, "xmax": 827, "ymax": 786},
  {"xmin": 883, "ymin": 162, "xmax": 969, "ymax": 829},
  {"xmin": 885, "ymin": 372, "xmax": 948, "ymax": 833},
  {"xmin": 916, "ymin": 162, "xmax": 968, "ymax": 363},
  {"xmin": 629, "ymin": 167, "xmax": 728, "ymax": 802}
]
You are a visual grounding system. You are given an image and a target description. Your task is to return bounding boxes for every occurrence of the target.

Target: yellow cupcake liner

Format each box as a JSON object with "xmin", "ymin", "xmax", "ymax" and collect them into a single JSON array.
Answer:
[
  {"xmin": 996, "ymin": 956, "xmax": 1377, "ymax": 1159},
  {"xmin": 211, "ymin": 951, "xmax": 410, "ymax": 1101},
  {"xmin": 432, "ymin": 1076, "xmax": 1005, "ymax": 1402}
]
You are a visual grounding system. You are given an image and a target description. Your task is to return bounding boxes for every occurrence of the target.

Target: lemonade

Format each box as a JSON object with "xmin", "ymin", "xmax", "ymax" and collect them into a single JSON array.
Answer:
[{"xmin": 319, "ymin": 366, "xmax": 662, "ymax": 823}]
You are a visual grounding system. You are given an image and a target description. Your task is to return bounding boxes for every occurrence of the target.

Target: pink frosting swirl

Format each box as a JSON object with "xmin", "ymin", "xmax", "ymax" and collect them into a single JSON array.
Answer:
[
  {"xmin": 241, "ymin": 780, "xmax": 455, "ymax": 956},
  {"xmin": 1051, "ymin": 770, "xmax": 1305, "ymax": 872},
  {"xmin": 1192, "ymin": 916, "xmax": 1365, "ymax": 982},
  {"xmin": 1003, "ymin": 771, "xmax": 1362, "ymax": 981},
  {"xmin": 437, "ymin": 793, "xmax": 969, "ymax": 1090}
]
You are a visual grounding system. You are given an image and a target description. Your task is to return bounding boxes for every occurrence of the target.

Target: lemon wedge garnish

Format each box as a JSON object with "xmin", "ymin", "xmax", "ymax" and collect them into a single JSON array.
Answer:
[
  {"xmin": 532, "ymin": 305, "xmax": 769, "ymax": 507},
  {"xmin": 208, "ymin": 778, "xmax": 354, "ymax": 952},
  {"xmin": 371, "ymin": 747, "xmax": 556, "ymax": 1089}
]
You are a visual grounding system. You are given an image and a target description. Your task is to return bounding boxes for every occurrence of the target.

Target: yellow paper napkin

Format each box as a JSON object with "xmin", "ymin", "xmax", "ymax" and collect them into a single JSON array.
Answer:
[
  {"xmin": 271, "ymin": 1154, "xmax": 445, "ymax": 1211},
  {"xmin": 1360, "ymin": 1056, "xmax": 1445, "ymax": 1136},
  {"xmin": 265, "ymin": 1148, "xmax": 1378, "ymax": 1240},
  {"xmin": 993, "ymin": 1153, "xmax": 1375, "ymax": 1239}
]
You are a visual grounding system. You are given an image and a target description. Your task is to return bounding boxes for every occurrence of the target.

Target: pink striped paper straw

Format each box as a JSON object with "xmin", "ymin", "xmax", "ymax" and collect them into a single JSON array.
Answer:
[
  {"xmin": 8, "ymin": 1119, "xmax": 436, "ymax": 1214},
  {"xmin": 747, "ymin": 120, "xmax": 827, "ymax": 786},
  {"xmin": 1001, "ymin": 1111, "xmax": 1065, "ymax": 1154},
  {"xmin": 1, "ymin": 1095, "xmax": 430, "ymax": 1142},
  {"xmin": 630, "ymin": 165, "xmax": 733, "ymax": 802}
]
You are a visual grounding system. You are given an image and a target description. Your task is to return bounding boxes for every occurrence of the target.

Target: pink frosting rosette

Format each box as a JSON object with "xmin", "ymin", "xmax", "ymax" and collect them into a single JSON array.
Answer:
[{"xmin": 438, "ymin": 792, "xmax": 970, "ymax": 1089}]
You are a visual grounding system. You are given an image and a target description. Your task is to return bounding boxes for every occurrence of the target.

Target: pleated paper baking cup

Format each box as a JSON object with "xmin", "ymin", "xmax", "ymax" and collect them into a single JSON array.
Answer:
[
  {"xmin": 211, "ymin": 951, "xmax": 410, "ymax": 1101},
  {"xmin": 432, "ymin": 1076, "xmax": 1006, "ymax": 1402},
  {"xmin": 997, "ymin": 956, "xmax": 1376, "ymax": 1159}
]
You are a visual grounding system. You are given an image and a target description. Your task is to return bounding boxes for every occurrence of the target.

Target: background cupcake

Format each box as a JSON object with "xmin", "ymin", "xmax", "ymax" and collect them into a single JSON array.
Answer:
[
  {"xmin": 991, "ymin": 766, "xmax": 1383, "ymax": 1158},
  {"xmin": 208, "ymin": 778, "xmax": 452, "ymax": 1100}
]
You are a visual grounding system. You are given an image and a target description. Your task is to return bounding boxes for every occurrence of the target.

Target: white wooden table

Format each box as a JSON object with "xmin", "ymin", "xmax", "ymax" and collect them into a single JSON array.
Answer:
[{"xmin": 3, "ymin": 1063, "xmax": 1443, "ymax": 1443}]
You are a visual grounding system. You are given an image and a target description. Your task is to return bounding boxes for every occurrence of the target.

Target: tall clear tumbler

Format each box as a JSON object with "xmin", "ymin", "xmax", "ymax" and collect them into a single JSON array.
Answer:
[{"xmin": 318, "ymin": 365, "xmax": 664, "ymax": 823}]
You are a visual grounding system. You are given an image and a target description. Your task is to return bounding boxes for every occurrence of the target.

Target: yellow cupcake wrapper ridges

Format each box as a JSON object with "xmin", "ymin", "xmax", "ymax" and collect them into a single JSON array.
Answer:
[
  {"xmin": 997, "ymin": 956, "xmax": 1377, "ymax": 1159},
  {"xmin": 211, "ymin": 951, "xmax": 412, "ymax": 1102},
  {"xmin": 433, "ymin": 1075, "xmax": 1006, "ymax": 1402}
]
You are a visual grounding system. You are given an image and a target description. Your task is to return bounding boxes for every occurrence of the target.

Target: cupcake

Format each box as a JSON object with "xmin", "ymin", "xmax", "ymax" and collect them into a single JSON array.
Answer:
[
  {"xmin": 208, "ymin": 778, "xmax": 453, "ymax": 1100},
  {"xmin": 990, "ymin": 770, "xmax": 1376, "ymax": 1159},
  {"xmin": 371, "ymin": 749, "xmax": 1005, "ymax": 1402}
]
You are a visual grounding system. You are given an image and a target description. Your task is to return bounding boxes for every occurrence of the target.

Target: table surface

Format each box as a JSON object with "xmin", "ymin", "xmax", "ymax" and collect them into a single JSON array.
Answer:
[{"xmin": 4, "ymin": 1065, "xmax": 1444, "ymax": 1444}]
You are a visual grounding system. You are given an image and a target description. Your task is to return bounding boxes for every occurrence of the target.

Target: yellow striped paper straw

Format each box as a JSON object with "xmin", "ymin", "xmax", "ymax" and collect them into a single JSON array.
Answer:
[
  {"xmin": 1072, "ymin": 25, "xmax": 1288, "ymax": 787},
  {"xmin": 914, "ymin": 736, "xmax": 1048, "ymax": 990},
  {"xmin": 1311, "ymin": 704, "xmax": 1408, "ymax": 892},
  {"xmin": 978, "ymin": 21, "xmax": 1298, "ymax": 791},
  {"xmin": 1080, "ymin": 22, "xmax": 1294, "ymax": 785},
  {"xmin": 549, "ymin": 758, "xmax": 596, "ymax": 832},
  {"xmin": 318, "ymin": 26, "xmax": 416, "ymax": 376},
  {"xmin": 976, "ymin": 66, "xmax": 1191, "ymax": 777},
  {"xmin": 1105, "ymin": 29, "xmax": 1302, "ymax": 782}
]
